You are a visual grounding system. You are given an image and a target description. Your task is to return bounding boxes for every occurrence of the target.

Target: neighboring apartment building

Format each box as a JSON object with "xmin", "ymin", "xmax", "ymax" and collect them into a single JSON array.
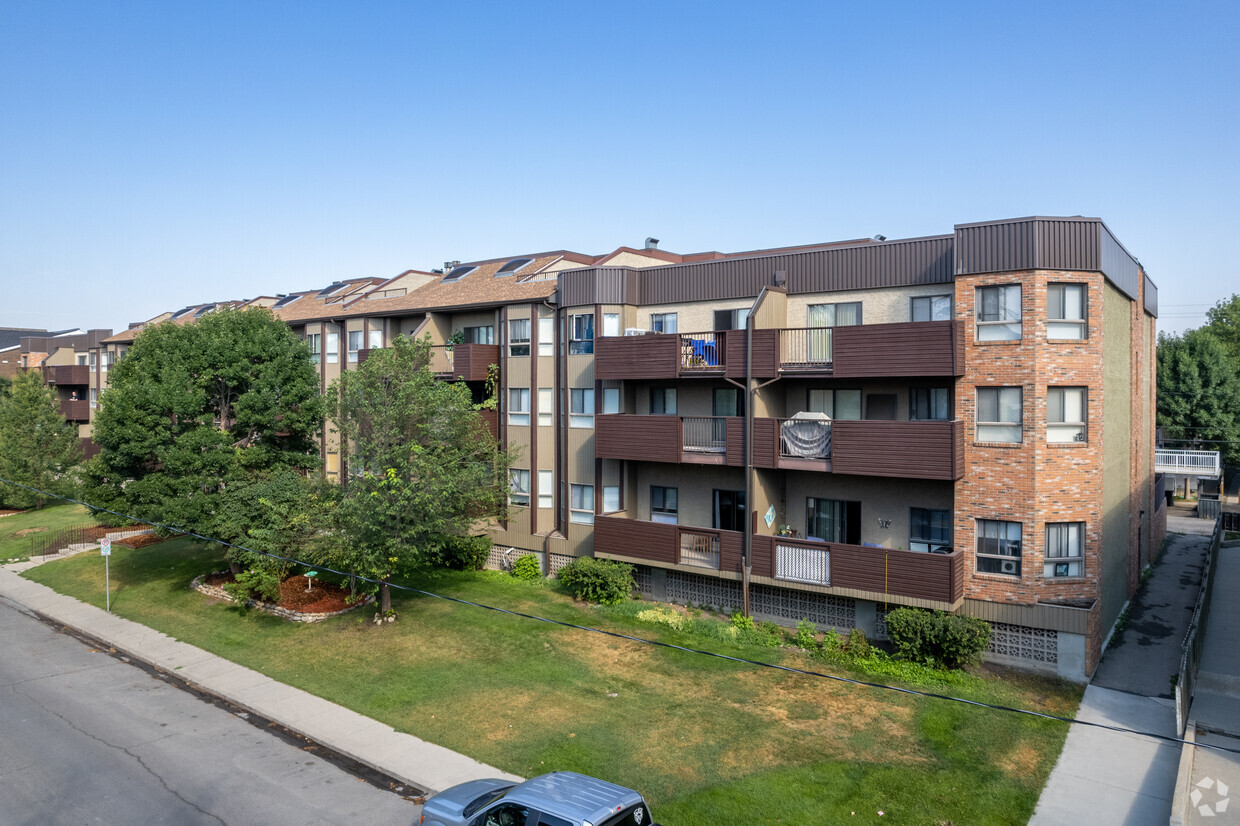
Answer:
[{"xmin": 93, "ymin": 215, "xmax": 1160, "ymax": 681}]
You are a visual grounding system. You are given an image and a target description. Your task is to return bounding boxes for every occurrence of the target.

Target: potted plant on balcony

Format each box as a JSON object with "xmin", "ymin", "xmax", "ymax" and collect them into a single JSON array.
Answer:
[{"xmin": 776, "ymin": 524, "xmax": 799, "ymax": 538}]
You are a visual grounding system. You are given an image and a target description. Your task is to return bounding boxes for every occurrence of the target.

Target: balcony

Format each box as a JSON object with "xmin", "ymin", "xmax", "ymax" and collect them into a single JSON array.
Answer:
[
  {"xmin": 429, "ymin": 344, "xmax": 500, "ymax": 382},
  {"xmin": 594, "ymin": 515, "xmax": 965, "ymax": 608},
  {"xmin": 44, "ymin": 365, "xmax": 90, "ymax": 386},
  {"xmin": 1154, "ymin": 449, "xmax": 1221, "ymax": 478},
  {"xmin": 829, "ymin": 419, "xmax": 964, "ymax": 480},
  {"xmin": 593, "ymin": 515, "xmax": 743, "ymax": 571},
  {"xmin": 596, "ymin": 415, "xmax": 744, "ymax": 465},
  {"xmin": 59, "ymin": 400, "xmax": 91, "ymax": 421},
  {"xmin": 596, "ymin": 333, "xmax": 730, "ymax": 380}
]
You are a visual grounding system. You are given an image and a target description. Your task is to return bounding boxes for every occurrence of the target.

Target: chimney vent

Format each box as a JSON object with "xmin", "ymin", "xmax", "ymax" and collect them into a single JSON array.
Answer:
[{"xmin": 644, "ymin": 237, "xmax": 660, "ymax": 250}]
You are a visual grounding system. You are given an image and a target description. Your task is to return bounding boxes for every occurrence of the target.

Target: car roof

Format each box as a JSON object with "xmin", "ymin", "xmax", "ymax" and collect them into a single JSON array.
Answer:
[{"xmin": 504, "ymin": 772, "xmax": 642, "ymax": 823}]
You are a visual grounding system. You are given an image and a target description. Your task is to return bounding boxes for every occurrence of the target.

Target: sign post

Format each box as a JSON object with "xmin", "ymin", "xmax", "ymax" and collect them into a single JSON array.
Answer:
[{"xmin": 100, "ymin": 538, "xmax": 112, "ymax": 612}]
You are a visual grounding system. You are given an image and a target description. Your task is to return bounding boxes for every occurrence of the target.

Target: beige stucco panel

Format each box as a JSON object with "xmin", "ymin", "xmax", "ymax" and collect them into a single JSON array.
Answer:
[
  {"xmin": 782, "ymin": 472, "xmax": 954, "ymax": 549},
  {"xmin": 1100, "ymin": 283, "xmax": 1132, "ymax": 628},
  {"xmin": 786, "ymin": 284, "xmax": 955, "ymax": 327}
]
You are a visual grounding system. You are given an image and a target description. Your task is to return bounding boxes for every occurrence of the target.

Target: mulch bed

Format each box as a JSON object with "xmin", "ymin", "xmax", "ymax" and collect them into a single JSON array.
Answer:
[
  {"xmin": 0, "ymin": 509, "xmax": 25, "ymax": 518},
  {"xmin": 204, "ymin": 572, "xmax": 355, "ymax": 614},
  {"xmin": 116, "ymin": 533, "xmax": 166, "ymax": 549}
]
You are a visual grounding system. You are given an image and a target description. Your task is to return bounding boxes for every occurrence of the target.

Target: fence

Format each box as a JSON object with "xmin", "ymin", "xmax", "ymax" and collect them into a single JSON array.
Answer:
[
  {"xmin": 679, "ymin": 530, "xmax": 720, "ymax": 570},
  {"xmin": 1174, "ymin": 516, "xmax": 1223, "ymax": 736},
  {"xmin": 682, "ymin": 417, "xmax": 726, "ymax": 453},
  {"xmin": 678, "ymin": 333, "xmax": 724, "ymax": 370},
  {"xmin": 29, "ymin": 524, "xmax": 106, "ymax": 559},
  {"xmin": 1223, "ymin": 512, "xmax": 1240, "ymax": 532},
  {"xmin": 779, "ymin": 327, "xmax": 833, "ymax": 369}
]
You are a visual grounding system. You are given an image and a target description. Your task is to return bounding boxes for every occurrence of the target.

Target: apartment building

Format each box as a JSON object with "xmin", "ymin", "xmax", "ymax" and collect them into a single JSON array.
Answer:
[{"xmin": 91, "ymin": 215, "xmax": 1159, "ymax": 681}]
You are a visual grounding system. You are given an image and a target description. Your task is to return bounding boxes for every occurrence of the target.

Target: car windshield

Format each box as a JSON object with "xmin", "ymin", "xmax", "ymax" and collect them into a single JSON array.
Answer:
[{"xmin": 464, "ymin": 787, "xmax": 514, "ymax": 819}]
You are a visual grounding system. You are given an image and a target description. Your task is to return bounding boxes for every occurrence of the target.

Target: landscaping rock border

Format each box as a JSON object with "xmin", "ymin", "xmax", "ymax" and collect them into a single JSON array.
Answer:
[{"xmin": 191, "ymin": 573, "xmax": 373, "ymax": 623}]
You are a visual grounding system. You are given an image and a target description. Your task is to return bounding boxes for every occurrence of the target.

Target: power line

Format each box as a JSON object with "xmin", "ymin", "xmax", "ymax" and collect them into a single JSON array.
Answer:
[{"xmin": 2, "ymin": 476, "xmax": 1237, "ymax": 757}]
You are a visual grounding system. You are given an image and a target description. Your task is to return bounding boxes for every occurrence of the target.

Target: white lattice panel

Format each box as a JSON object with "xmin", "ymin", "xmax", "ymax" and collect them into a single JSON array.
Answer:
[{"xmin": 775, "ymin": 544, "xmax": 831, "ymax": 586}]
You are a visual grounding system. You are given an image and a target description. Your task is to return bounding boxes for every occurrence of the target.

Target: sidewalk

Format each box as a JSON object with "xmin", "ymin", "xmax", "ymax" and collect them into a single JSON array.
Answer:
[{"xmin": 0, "ymin": 557, "xmax": 519, "ymax": 796}]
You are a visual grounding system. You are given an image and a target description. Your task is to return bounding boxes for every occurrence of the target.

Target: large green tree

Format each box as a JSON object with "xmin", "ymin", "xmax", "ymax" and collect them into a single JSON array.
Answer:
[
  {"xmin": 326, "ymin": 335, "xmax": 512, "ymax": 614},
  {"xmin": 82, "ymin": 308, "xmax": 325, "ymax": 565},
  {"xmin": 0, "ymin": 371, "xmax": 82, "ymax": 509},
  {"xmin": 1157, "ymin": 327, "xmax": 1240, "ymax": 467},
  {"xmin": 1204, "ymin": 294, "xmax": 1240, "ymax": 365}
]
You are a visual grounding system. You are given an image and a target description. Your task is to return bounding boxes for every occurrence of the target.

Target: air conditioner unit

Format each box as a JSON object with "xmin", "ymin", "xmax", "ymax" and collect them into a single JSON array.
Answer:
[
  {"xmin": 1074, "ymin": 432, "xmax": 1086, "ymax": 442},
  {"xmin": 624, "ymin": 327, "xmax": 651, "ymax": 336},
  {"xmin": 1000, "ymin": 559, "xmax": 1018, "ymax": 575}
]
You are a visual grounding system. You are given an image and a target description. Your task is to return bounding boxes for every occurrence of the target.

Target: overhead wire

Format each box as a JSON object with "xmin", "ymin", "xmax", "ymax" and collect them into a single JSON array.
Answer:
[{"xmin": 3, "ymin": 476, "xmax": 1239, "ymax": 757}]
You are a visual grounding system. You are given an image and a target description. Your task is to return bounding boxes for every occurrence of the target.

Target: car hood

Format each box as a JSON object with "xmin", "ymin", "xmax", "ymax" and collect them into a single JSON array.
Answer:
[{"xmin": 423, "ymin": 778, "xmax": 515, "ymax": 820}]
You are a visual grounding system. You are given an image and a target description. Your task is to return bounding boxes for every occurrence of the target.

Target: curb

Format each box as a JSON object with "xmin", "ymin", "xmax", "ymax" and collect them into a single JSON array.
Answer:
[{"xmin": 1169, "ymin": 722, "xmax": 1197, "ymax": 826}]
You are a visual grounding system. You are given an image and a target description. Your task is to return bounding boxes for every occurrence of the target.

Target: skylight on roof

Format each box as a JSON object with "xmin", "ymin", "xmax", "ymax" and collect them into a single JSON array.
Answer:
[
  {"xmin": 442, "ymin": 265, "xmax": 476, "ymax": 283},
  {"xmin": 194, "ymin": 305, "xmax": 216, "ymax": 318},
  {"xmin": 170, "ymin": 307, "xmax": 194, "ymax": 320},
  {"xmin": 272, "ymin": 294, "xmax": 303, "ymax": 309},
  {"xmin": 496, "ymin": 257, "xmax": 534, "ymax": 276},
  {"xmin": 317, "ymin": 282, "xmax": 347, "ymax": 298}
]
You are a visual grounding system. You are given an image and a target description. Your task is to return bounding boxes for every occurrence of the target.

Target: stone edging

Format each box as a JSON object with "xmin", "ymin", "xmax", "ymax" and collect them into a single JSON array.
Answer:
[{"xmin": 191, "ymin": 573, "xmax": 373, "ymax": 623}]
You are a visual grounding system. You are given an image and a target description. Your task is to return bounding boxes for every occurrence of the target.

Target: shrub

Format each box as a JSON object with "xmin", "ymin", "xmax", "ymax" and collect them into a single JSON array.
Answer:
[
  {"xmin": 224, "ymin": 568, "xmax": 281, "ymax": 604},
  {"xmin": 793, "ymin": 619, "xmax": 819, "ymax": 650},
  {"xmin": 731, "ymin": 612, "xmax": 756, "ymax": 631},
  {"xmin": 433, "ymin": 535, "xmax": 491, "ymax": 571},
  {"xmin": 558, "ymin": 557, "xmax": 635, "ymax": 605},
  {"xmin": 511, "ymin": 553, "xmax": 543, "ymax": 581},
  {"xmin": 846, "ymin": 627, "xmax": 871, "ymax": 658},
  {"xmin": 885, "ymin": 607, "xmax": 991, "ymax": 669}
]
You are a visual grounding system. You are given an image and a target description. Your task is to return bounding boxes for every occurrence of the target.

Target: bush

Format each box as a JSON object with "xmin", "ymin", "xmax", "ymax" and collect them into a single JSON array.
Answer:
[
  {"xmin": 885, "ymin": 608, "xmax": 992, "ymax": 669},
  {"xmin": 557, "ymin": 557, "xmax": 635, "ymax": 605},
  {"xmin": 511, "ymin": 553, "xmax": 543, "ymax": 581},
  {"xmin": 224, "ymin": 568, "xmax": 281, "ymax": 604},
  {"xmin": 846, "ymin": 627, "xmax": 871, "ymax": 658},
  {"xmin": 730, "ymin": 612, "xmax": 756, "ymax": 631},
  {"xmin": 793, "ymin": 619, "xmax": 819, "ymax": 650},
  {"xmin": 433, "ymin": 535, "xmax": 491, "ymax": 571}
]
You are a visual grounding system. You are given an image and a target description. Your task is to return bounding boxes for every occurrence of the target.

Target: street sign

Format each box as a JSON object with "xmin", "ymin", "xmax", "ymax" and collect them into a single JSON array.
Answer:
[
  {"xmin": 101, "ymin": 538, "xmax": 112, "ymax": 612},
  {"xmin": 100, "ymin": 538, "xmax": 112, "ymax": 556}
]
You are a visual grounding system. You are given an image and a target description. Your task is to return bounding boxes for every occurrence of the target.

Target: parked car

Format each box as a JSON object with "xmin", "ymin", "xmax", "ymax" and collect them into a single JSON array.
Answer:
[{"xmin": 419, "ymin": 771, "xmax": 660, "ymax": 826}]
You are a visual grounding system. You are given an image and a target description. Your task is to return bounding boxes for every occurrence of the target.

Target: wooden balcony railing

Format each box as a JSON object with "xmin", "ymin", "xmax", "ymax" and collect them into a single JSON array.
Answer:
[
  {"xmin": 594, "ymin": 516, "xmax": 964, "ymax": 607},
  {"xmin": 831, "ymin": 419, "xmax": 963, "ymax": 480},
  {"xmin": 59, "ymin": 399, "xmax": 91, "ymax": 421},
  {"xmin": 44, "ymin": 365, "xmax": 90, "ymax": 386}
]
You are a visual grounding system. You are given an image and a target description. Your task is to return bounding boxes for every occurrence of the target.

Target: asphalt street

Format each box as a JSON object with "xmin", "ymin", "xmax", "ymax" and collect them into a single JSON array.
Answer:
[{"xmin": 0, "ymin": 596, "xmax": 421, "ymax": 826}]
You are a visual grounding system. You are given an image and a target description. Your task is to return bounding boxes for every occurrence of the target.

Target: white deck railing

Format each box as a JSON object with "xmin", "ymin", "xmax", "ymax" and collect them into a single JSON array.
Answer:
[{"xmin": 1154, "ymin": 449, "xmax": 1221, "ymax": 477}]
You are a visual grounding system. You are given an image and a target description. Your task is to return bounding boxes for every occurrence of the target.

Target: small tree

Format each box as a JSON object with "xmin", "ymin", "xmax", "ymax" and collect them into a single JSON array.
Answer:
[
  {"xmin": 0, "ymin": 371, "xmax": 82, "ymax": 509},
  {"xmin": 327, "ymin": 335, "xmax": 512, "ymax": 615}
]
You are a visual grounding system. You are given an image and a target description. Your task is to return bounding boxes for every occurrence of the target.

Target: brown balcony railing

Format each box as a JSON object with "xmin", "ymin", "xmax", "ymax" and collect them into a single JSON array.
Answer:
[
  {"xmin": 59, "ymin": 400, "xmax": 91, "ymax": 421},
  {"xmin": 777, "ymin": 417, "xmax": 832, "ymax": 459},
  {"xmin": 831, "ymin": 419, "xmax": 963, "ymax": 480},
  {"xmin": 426, "ymin": 343, "xmax": 499, "ymax": 382},
  {"xmin": 753, "ymin": 535, "xmax": 965, "ymax": 606},
  {"xmin": 679, "ymin": 529, "xmax": 720, "ymax": 570},
  {"xmin": 678, "ymin": 333, "xmax": 725, "ymax": 371},
  {"xmin": 44, "ymin": 365, "xmax": 90, "ymax": 385},
  {"xmin": 682, "ymin": 417, "xmax": 727, "ymax": 454},
  {"xmin": 594, "ymin": 515, "xmax": 742, "ymax": 571},
  {"xmin": 779, "ymin": 327, "xmax": 833, "ymax": 371},
  {"xmin": 832, "ymin": 320, "xmax": 964, "ymax": 378}
]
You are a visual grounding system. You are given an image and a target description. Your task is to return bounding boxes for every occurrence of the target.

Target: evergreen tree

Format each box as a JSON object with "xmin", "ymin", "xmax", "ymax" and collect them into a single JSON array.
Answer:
[{"xmin": 0, "ymin": 371, "xmax": 82, "ymax": 509}]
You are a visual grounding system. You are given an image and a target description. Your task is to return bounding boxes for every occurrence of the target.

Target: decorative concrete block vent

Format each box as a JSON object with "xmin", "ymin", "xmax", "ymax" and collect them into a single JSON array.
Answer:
[
  {"xmin": 986, "ymin": 621, "xmax": 1058, "ymax": 664},
  {"xmin": 190, "ymin": 573, "xmax": 373, "ymax": 623},
  {"xmin": 657, "ymin": 569, "xmax": 858, "ymax": 632},
  {"xmin": 486, "ymin": 545, "xmax": 546, "ymax": 574}
]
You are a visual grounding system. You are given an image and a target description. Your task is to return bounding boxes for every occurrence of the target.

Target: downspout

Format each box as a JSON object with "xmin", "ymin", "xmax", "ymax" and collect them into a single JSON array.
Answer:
[{"xmin": 743, "ymin": 305, "xmax": 754, "ymax": 617}]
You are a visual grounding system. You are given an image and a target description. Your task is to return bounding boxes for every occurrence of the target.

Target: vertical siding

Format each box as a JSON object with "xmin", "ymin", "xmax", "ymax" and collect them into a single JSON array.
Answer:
[
  {"xmin": 1099, "ymin": 225, "xmax": 1141, "ymax": 301},
  {"xmin": 955, "ymin": 219, "xmax": 1037, "ymax": 275},
  {"xmin": 1144, "ymin": 275, "xmax": 1158, "ymax": 317},
  {"xmin": 1038, "ymin": 219, "xmax": 1100, "ymax": 272},
  {"xmin": 725, "ymin": 329, "xmax": 778, "ymax": 379}
]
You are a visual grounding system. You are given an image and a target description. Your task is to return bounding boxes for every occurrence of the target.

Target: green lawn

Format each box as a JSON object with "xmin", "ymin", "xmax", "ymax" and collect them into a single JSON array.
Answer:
[
  {"xmin": 24, "ymin": 539, "xmax": 1080, "ymax": 825},
  {"xmin": 0, "ymin": 503, "xmax": 93, "ymax": 561}
]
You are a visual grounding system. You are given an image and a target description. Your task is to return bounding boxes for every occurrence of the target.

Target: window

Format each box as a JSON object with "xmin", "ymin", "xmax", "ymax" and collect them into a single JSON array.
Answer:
[
  {"xmin": 650, "ymin": 388, "xmax": 677, "ymax": 415},
  {"xmin": 537, "ymin": 388, "xmax": 553, "ymax": 426},
  {"xmin": 976, "ymin": 285, "xmax": 1022, "ymax": 341},
  {"xmin": 508, "ymin": 388, "xmax": 530, "ymax": 426},
  {"xmin": 909, "ymin": 508, "xmax": 952, "ymax": 553},
  {"xmin": 1048, "ymin": 284, "xmax": 1087, "ymax": 339},
  {"xmin": 89, "ymin": 352, "xmax": 97, "ymax": 370},
  {"xmin": 601, "ymin": 387, "xmax": 620, "ymax": 414},
  {"xmin": 569, "ymin": 388, "xmax": 594, "ymax": 427},
  {"xmin": 347, "ymin": 330, "xmax": 364, "ymax": 362},
  {"xmin": 570, "ymin": 484, "xmax": 594, "ymax": 524},
  {"xmin": 1047, "ymin": 387, "xmax": 1087, "ymax": 443},
  {"xmin": 713, "ymin": 489, "xmax": 746, "ymax": 532},
  {"xmin": 89, "ymin": 387, "xmax": 98, "ymax": 409},
  {"xmin": 569, "ymin": 314, "xmax": 594, "ymax": 354},
  {"xmin": 651, "ymin": 486, "xmax": 678, "ymax": 524},
  {"xmin": 603, "ymin": 485, "xmax": 620, "ymax": 513},
  {"xmin": 977, "ymin": 387, "xmax": 1022, "ymax": 442},
  {"xmin": 496, "ymin": 257, "xmax": 533, "ymax": 276},
  {"xmin": 509, "ymin": 469, "xmax": 530, "ymax": 506},
  {"xmin": 651, "ymin": 313, "xmax": 678, "ymax": 334},
  {"xmin": 1045, "ymin": 522, "xmax": 1085, "ymax": 577},
  {"xmin": 463, "ymin": 326, "xmax": 493, "ymax": 345},
  {"xmin": 602, "ymin": 313, "xmax": 620, "ymax": 337},
  {"xmin": 307, "ymin": 334, "xmax": 322, "ymax": 364},
  {"xmin": 102, "ymin": 351, "xmax": 113, "ymax": 371},
  {"xmin": 509, "ymin": 319, "xmax": 530, "ymax": 356},
  {"xmin": 368, "ymin": 328, "xmax": 383, "ymax": 349},
  {"xmin": 714, "ymin": 308, "xmax": 751, "ymax": 330},
  {"xmin": 912, "ymin": 295, "xmax": 953, "ymax": 322},
  {"xmin": 538, "ymin": 470, "xmax": 554, "ymax": 509},
  {"xmin": 807, "ymin": 498, "xmax": 861, "ymax": 544},
  {"xmin": 538, "ymin": 318, "xmax": 554, "ymax": 356},
  {"xmin": 442, "ymin": 265, "xmax": 476, "ymax": 283},
  {"xmin": 326, "ymin": 332, "xmax": 339, "ymax": 364},
  {"xmin": 808, "ymin": 302, "xmax": 862, "ymax": 327},
  {"xmin": 77, "ymin": 354, "xmax": 88, "ymax": 366},
  {"xmin": 807, "ymin": 388, "xmax": 861, "ymax": 420},
  {"xmin": 911, "ymin": 388, "xmax": 951, "ymax": 421},
  {"xmin": 976, "ymin": 519, "xmax": 1022, "ymax": 576}
]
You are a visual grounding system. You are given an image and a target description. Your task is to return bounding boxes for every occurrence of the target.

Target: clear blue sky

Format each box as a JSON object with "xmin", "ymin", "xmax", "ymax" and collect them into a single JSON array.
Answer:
[{"xmin": 2, "ymin": 0, "xmax": 1236, "ymax": 336}]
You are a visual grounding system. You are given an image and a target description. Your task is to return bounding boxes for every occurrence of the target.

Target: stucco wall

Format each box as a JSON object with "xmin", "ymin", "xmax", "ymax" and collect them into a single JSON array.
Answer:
[
  {"xmin": 1100, "ymin": 282, "xmax": 1133, "ymax": 633},
  {"xmin": 786, "ymin": 284, "xmax": 956, "ymax": 327}
]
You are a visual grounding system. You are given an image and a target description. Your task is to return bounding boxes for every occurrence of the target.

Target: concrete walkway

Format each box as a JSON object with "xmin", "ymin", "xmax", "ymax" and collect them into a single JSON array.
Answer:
[{"xmin": 0, "ymin": 559, "xmax": 519, "ymax": 796}]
